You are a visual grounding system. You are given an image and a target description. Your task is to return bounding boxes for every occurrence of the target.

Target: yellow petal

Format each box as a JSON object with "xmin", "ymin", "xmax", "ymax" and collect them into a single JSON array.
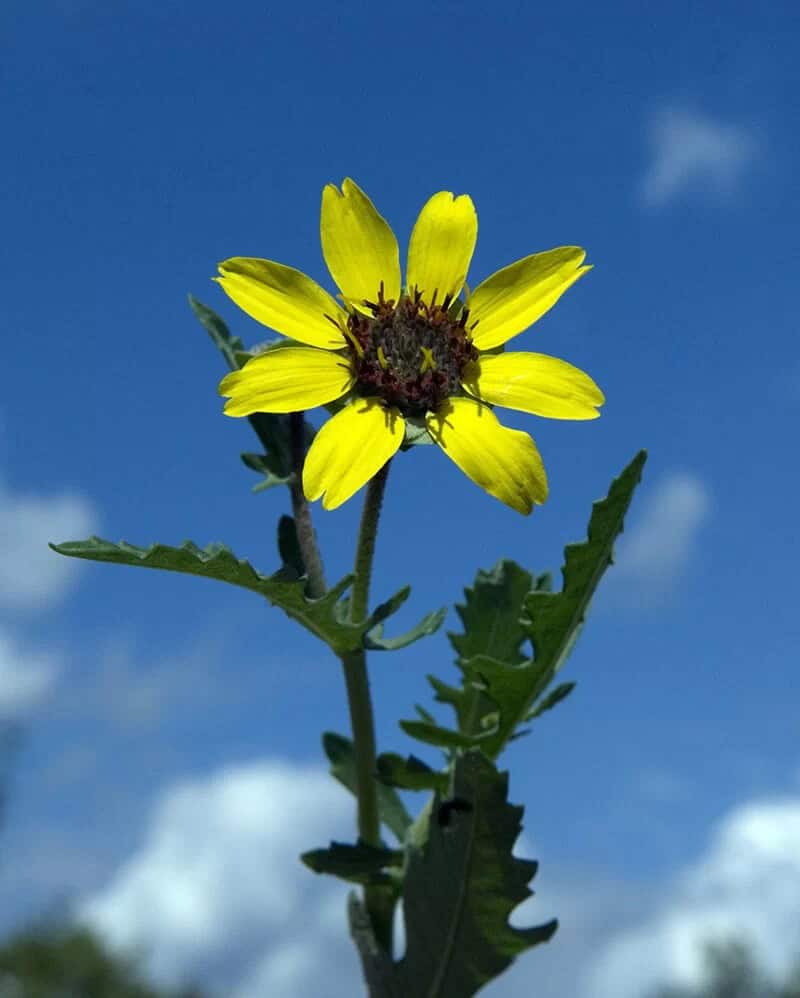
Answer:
[
  {"xmin": 406, "ymin": 191, "xmax": 477, "ymax": 304},
  {"xmin": 303, "ymin": 398, "xmax": 405, "ymax": 510},
  {"xmin": 463, "ymin": 352, "xmax": 604, "ymax": 420},
  {"xmin": 216, "ymin": 258, "xmax": 347, "ymax": 350},
  {"xmin": 321, "ymin": 179, "xmax": 401, "ymax": 307},
  {"xmin": 426, "ymin": 398, "xmax": 547, "ymax": 515},
  {"xmin": 219, "ymin": 346, "xmax": 354, "ymax": 416},
  {"xmin": 469, "ymin": 248, "xmax": 591, "ymax": 350}
]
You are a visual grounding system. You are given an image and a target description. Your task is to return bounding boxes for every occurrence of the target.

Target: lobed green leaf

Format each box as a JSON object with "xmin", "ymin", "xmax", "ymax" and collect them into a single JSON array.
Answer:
[
  {"xmin": 448, "ymin": 559, "xmax": 534, "ymax": 667},
  {"xmin": 350, "ymin": 751, "xmax": 557, "ymax": 997},
  {"xmin": 407, "ymin": 451, "xmax": 647, "ymax": 760},
  {"xmin": 49, "ymin": 537, "xmax": 403, "ymax": 655}
]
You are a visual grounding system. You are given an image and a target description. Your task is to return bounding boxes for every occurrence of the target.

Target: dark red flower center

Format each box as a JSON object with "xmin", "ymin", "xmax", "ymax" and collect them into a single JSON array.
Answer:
[{"xmin": 344, "ymin": 286, "xmax": 478, "ymax": 418}]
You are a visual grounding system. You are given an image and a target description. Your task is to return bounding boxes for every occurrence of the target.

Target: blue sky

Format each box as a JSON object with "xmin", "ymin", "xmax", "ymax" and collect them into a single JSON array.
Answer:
[{"xmin": 2, "ymin": 2, "xmax": 800, "ymax": 995}]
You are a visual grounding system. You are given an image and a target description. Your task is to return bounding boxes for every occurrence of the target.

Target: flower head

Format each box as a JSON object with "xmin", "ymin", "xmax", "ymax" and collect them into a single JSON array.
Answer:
[{"xmin": 217, "ymin": 179, "xmax": 603, "ymax": 513}]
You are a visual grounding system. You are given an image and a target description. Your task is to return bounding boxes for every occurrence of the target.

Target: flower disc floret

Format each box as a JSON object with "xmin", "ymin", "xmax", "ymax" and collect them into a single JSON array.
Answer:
[{"xmin": 346, "ymin": 286, "xmax": 478, "ymax": 418}]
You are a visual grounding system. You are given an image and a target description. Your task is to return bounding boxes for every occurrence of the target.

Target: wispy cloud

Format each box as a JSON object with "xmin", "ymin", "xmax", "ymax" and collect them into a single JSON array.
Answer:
[
  {"xmin": 0, "ymin": 479, "xmax": 98, "ymax": 612},
  {"xmin": 641, "ymin": 107, "xmax": 759, "ymax": 206},
  {"xmin": 587, "ymin": 795, "xmax": 800, "ymax": 997},
  {"xmin": 612, "ymin": 471, "xmax": 710, "ymax": 602}
]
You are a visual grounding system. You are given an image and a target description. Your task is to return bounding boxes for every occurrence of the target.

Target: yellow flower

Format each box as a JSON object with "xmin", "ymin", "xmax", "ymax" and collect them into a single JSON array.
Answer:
[{"xmin": 217, "ymin": 179, "xmax": 604, "ymax": 514}]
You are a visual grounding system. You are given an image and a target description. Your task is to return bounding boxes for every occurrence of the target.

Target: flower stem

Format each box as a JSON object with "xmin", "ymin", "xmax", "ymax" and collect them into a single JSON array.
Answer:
[
  {"xmin": 351, "ymin": 461, "xmax": 391, "ymax": 624},
  {"xmin": 289, "ymin": 412, "xmax": 327, "ymax": 599},
  {"xmin": 342, "ymin": 460, "xmax": 395, "ymax": 955}
]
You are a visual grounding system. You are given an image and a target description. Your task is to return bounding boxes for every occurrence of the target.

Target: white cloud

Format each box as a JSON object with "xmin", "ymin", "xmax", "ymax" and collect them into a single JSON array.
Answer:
[
  {"xmin": 0, "ymin": 480, "xmax": 98, "ymax": 612},
  {"xmin": 587, "ymin": 797, "xmax": 800, "ymax": 998},
  {"xmin": 79, "ymin": 759, "xmax": 361, "ymax": 996},
  {"xmin": 76, "ymin": 772, "xmax": 642, "ymax": 998},
  {"xmin": 0, "ymin": 626, "xmax": 60, "ymax": 717},
  {"xmin": 72, "ymin": 757, "xmax": 800, "ymax": 998},
  {"xmin": 613, "ymin": 472, "xmax": 710, "ymax": 600},
  {"xmin": 488, "ymin": 869, "xmax": 648, "ymax": 998},
  {"xmin": 641, "ymin": 107, "xmax": 758, "ymax": 206}
]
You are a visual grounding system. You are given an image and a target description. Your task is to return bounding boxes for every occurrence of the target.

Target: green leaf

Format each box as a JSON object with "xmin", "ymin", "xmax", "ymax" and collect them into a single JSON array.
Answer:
[
  {"xmin": 398, "ymin": 720, "xmax": 495, "ymax": 751},
  {"xmin": 522, "ymin": 450, "xmax": 648, "ymax": 670},
  {"xmin": 188, "ymin": 294, "xmax": 247, "ymax": 372},
  {"xmin": 525, "ymin": 681, "xmax": 575, "ymax": 720},
  {"xmin": 426, "ymin": 561, "xmax": 548, "ymax": 739},
  {"xmin": 241, "ymin": 451, "xmax": 292, "ymax": 492},
  {"xmin": 49, "ymin": 537, "xmax": 402, "ymax": 655},
  {"xmin": 415, "ymin": 704, "xmax": 436, "ymax": 725},
  {"xmin": 243, "ymin": 414, "xmax": 295, "ymax": 482},
  {"xmin": 411, "ymin": 451, "xmax": 647, "ymax": 761},
  {"xmin": 369, "ymin": 585, "xmax": 412, "ymax": 626},
  {"xmin": 189, "ymin": 296, "xmax": 317, "ymax": 494},
  {"xmin": 350, "ymin": 751, "xmax": 557, "ymax": 997},
  {"xmin": 301, "ymin": 840, "xmax": 402, "ymax": 885},
  {"xmin": 323, "ymin": 733, "xmax": 412, "ymax": 842},
  {"xmin": 365, "ymin": 605, "xmax": 447, "ymax": 651},
  {"xmin": 277, "ymin": 515, "xmax": 304, "ymax": 576},
  {"xmin": 376, "ymin": 753, "xmax": 448, "ymax": 794},
  {"xmin": 471, "ymin": 450, "xmax": 648, "ymax": 756},
  {"xmin": 242, "ymin": 418, "xmax": 316, "ymax": 493},
  {"xmin": 449, "ymin": 559, "xmax": 534, "ymax": 667}
]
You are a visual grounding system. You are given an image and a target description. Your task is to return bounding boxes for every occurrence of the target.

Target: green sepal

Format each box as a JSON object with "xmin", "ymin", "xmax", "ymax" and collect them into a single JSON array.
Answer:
[
  {"xmin": 376, "ymin": 753, "xmax": 448, "ymax": 794},
  {"xmin": 349, "ymin": 751, "xmax": 557, "ymax": 997},
  {"xmin": 322, "ymin": 733, "xmax": 411, "ymax": 842},
  {"xmin": 401, "ymin": 417, "xmax": 435, "ymax": 449},
  {"xmin": 365, "ymin": 605, "xmax": 447, "ymax": 652},
  {"xmin": 49, "ymin": 537, "xmax": 405, "ymax": 655},
  {"xmin": 301, "ymin": 840, "xmax": 403, "ymax": 885}
]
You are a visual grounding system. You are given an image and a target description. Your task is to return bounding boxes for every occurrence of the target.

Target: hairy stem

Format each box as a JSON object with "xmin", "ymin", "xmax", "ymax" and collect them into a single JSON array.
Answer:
[
  {"xmin": 288, "ymin": 412, "xmax": 327, "ymax": 598},
  {"xmin": 351, "ymin": 461, "xmax": 391, "ymax": 623},
  {"xmin": 343, "ymin": 460, "xmax": 395, "ymax": 956}
]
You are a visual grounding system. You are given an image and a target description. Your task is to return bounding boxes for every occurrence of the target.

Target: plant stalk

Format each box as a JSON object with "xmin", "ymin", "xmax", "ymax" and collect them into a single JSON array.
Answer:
[
  {"xmin": 350, "ymin": 461, "xmax": 391, "ymax": 623},
  {"xmin": 342, "ymin": 460, "xmax": 395, "ymax": 956},
  {"xmin": 288, "ymin": 412, "xmax": 327, "ymax": 598}
]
